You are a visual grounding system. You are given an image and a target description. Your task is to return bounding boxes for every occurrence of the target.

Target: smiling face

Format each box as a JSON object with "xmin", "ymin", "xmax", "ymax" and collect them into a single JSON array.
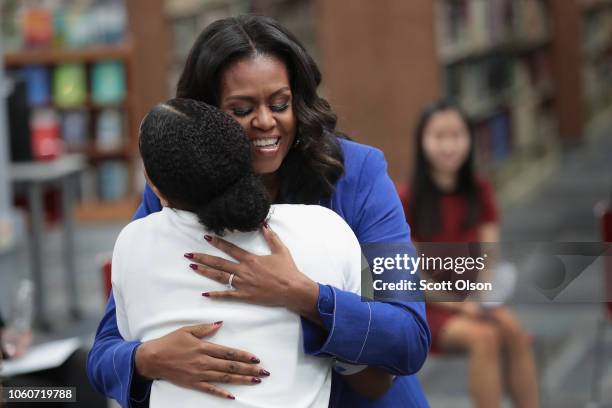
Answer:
[
  {"xmin": 421, "ymin": 109, "xmax": 471, "ymax": 176},
  {"xmin": 218, "ymin": 54, "xmax": 297, "ymax": 175}
]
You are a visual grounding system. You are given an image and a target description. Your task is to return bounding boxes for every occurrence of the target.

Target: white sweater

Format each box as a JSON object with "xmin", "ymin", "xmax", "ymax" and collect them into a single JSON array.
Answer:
[{"xmin": 112, "ymin": 204, "xmax": 362, "ymax": 408}]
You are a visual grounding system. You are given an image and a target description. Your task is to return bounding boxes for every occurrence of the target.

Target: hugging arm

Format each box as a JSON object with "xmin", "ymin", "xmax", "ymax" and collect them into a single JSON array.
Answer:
[
  {"xmin": 301, "ymin": 148, "xmax": 431, "ymax": 377},
  {"xmin": 302, "ymin": 285, "xmax": 429, "ymax": 377},
  {"xmin": 86, "ymin": 294, "xmax": 148, "ymax": 408},
  {"xmin": 192, "ymin": 149, "xmax": 430, "ymax": 382},
  {"xmin": 86, "ymin": 187, "xmax": 159, "ymax": 407},
  {"xmin": 195, "ymin": 149, "xmax": 430, "ymax": 393}
]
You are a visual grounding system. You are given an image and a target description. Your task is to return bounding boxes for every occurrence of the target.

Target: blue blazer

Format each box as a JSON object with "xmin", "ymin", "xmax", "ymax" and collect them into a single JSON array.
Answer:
[{"xmin": 86, "ymin": 138, "xmax": 431, "ymax": 407}]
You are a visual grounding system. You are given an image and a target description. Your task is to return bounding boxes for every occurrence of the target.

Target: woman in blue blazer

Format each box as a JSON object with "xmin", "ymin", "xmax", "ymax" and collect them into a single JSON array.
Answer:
[{"xmin": 87, "ymin": 15, "xmax": 430, "ymax": 408}]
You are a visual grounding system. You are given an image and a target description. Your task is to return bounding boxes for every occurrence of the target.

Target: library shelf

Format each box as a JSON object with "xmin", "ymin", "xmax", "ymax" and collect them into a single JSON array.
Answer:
[
  {"xmin": 3, "ymin": 39, "xmax": 142, "ymax": 222},
  {"xmin": 463, "ymin": 88, "xmax": 554, "ymax": 124},
  {"xmin": 440, "ymin": 36, "xmax": 552, "ymax": 66},
  {"xmin": 581, "ymin": 0, "xmax": 612, "ymax": 13},
  {"xmin": 4, "ymin": 44, "xmax": 132, "ymax": 67},
  {"xmin": 66, "ymin": 145, "xmax": 130, "ymax": 162}
]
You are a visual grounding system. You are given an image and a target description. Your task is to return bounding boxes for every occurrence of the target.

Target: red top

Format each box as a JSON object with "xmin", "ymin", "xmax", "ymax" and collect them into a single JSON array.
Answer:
[
  {"xmin": 398, "ymin": 178, "xmax": 500, "ymax": 352},
  {"xmin": 398, "ymin": 177, "xmax": 499, "ymax": 243}
]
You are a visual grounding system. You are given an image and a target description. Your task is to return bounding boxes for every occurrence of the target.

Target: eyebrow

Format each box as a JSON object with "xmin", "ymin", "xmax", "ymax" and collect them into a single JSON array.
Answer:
[{"xmin": 223, "ymin": 86, "xmax": 291, "ymax": 103}]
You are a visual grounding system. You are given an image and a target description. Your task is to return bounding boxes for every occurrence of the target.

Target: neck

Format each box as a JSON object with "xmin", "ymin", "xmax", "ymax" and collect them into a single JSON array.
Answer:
[
  {"xmin": 431, "ymin": 170, "xmax": 457, "ymax": 192},
  {"xmin": 262, "ymin": 173, "xmax": 280, "ymax": 201}
]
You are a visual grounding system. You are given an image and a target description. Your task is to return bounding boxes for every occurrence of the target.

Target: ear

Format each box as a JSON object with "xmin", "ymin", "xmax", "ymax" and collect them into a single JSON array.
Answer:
[{"xmin": 144, "ymin": 170, "xmax": 169, "ymax": 207}]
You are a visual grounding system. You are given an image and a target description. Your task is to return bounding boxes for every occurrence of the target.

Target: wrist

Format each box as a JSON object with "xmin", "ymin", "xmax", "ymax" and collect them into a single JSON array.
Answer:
[
  {"xmin": 286, "ymin": 276, "xmax": 320, "ymax": 318},
  {"xmin": 134, "ymin": 342, "xmax": 156, "ymax": 381}
]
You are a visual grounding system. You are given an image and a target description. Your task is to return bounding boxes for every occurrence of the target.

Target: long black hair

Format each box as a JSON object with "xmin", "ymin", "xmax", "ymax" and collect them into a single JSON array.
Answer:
[
  {"xmin": 409, "ymin": 100, "xmax": 481, "ymax": 239},
  {"xmin": 176, "ymin": 14, "xmax": 344, "ymax": 204},
  {"xmin": 139, "ymin": 98, "xmax": 271, "ymax": 235}
]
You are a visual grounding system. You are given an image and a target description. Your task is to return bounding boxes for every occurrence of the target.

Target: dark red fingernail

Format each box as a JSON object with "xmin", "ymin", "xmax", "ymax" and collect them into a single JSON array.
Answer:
[
  {"xmin": 227, "ymin": 395, "xmax": 235, "ymax": 400},
  {"xmin": 214, "ymin": 320, "xmax": 223, "ymax": 326},
  {"xmin": 189, "ymin": 263, "xmax": 198, "ymax": 270},
  {"xmin": 202, "ymin": 292, "xmax": 210, "ymax": 297},
  {"xmin": 184, "ymin": 253, "xmax": 194, "ymax": 259},
  {"xmin": 251, "ymin": 377, "xmax": 261, "ymax": 383},
  {"xmin": 250, "ymin": 357, "xmax": 260, "ymax": 363},
  {"xmin": 263, "ymin": 222, "xmax": 269, "ymax": 229},
  {"xmin": 204, "ymin": 235, "xmax": 212, "ymax": 242},
  {"xmin": 259, "ymin": 369, "xmax": 270, "ymax": 376}
]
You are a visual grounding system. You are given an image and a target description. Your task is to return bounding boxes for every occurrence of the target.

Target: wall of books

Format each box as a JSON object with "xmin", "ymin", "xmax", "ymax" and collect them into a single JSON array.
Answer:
[
  {"xmin": 165, "ymin": 0, "xmax": 250, "ymax": 97},
  {"xmin": 1, "ymin": 0, "xmax": 138, "ymax": 219},
  {"xmin": 435, "ymin": 0, "xmax": 558, "ymax": 184},
  {"xmin": 580, "ymin": 0, "xmax": 612, "ymax": 128},
  {"xmin": 164, "ymin": 0, "xmax": 317, "ymax": 97},
  {"xmin": 12, "ymin": 0, "xmax": 595, "ymax": 208}
]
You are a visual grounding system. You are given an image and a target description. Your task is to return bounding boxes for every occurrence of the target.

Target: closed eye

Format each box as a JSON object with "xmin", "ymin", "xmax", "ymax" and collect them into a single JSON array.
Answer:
[
  {"xmin": 232, "ymin": 108, "xmax": 253, "ymax": 117},
  {"xmin": 270, "ymin": 103, "xmax": 289, "ymax": 113}
]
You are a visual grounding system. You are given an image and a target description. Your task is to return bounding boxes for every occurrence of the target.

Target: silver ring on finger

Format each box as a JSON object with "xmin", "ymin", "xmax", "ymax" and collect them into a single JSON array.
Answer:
[{"xmin": 227, "ymin": 273, "xmax": 236, "ymax": 290}]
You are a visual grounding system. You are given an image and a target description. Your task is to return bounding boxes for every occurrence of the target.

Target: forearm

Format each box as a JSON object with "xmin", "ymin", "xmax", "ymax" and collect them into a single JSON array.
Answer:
[
  {"xmin": 86, "ymin": 188, "xmax": 158, "ymax": 405},
  {"xmin": 285, "ymin": 274, "xmax": 323, "ymax": 326},
  {"xmin": 309, "ymin": 146, "xmax": 431, "ymax": 374},
  {"xmin": 87, "ymin": 296, "xmax": 152, "ymax": 407}
]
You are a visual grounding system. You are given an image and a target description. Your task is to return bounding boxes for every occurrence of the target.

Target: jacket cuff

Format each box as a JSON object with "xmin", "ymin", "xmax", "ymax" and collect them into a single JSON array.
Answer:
[
  {"xmin": 303, "ymin": 285, "xmax": 372, "ymax": 362},
  {"xmin": 116, "ymin": 341, "xmax": 151, "ymax": 407},
  {"xmin": 301, "ymin": 284, "xmax": 333, "ymax": 355}
]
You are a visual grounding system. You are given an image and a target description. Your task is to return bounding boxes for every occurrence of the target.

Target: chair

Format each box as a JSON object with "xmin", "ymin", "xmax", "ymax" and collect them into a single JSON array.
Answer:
[
  {"xmin": 102, "ymin": 259, "xmax": 112, "ymax": 299},
  {"xmin": 588, "ymin": 199, "xmax": 612, "ymax": 408}
]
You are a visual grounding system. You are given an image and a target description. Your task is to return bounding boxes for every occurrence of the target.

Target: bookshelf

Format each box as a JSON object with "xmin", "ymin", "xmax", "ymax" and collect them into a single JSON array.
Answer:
[
  {"xmin": 108, "ymin": 0, "xmax": 590, "ymax": 192},
  {"xmin": 4, "ymin": 43, "xmax": 139, "ymax": 220},
  {"xmin": 581, "ymin": 0, "xmax": 612, "ymax": 13},
  {"xmin": 164, "ymin": 0, "xmax": 316, "ymax": 94},
  {"xmin": 2, "ymin": 0, "xmax": 169, "ymax": 221},
  {"xmin": 4, "ymin": 44, "xmax": 131, "ymax": 65},
  {"xmin": 315, "ymin": 0, "xmax": 575, "ymax": 185},
  {"xmin": 434, "ymin": 0, "xmax": 560, "ymax": 186},
  {"xmin": 440, "ymin": 35, "xmax": 552, "ymax": 66},
  {"xmin": 580, "ymin": 0, "xmax": 612, "ymax": 130},
  {"xmin": 165, "ymin": 0, "xmax": 250, "ymax": 96}
]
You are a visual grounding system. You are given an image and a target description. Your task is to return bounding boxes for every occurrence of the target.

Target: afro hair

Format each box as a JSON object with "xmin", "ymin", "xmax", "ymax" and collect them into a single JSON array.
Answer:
[{"xmin": 139, "ymin": 98, "xmax": 270, "ymax": 234}]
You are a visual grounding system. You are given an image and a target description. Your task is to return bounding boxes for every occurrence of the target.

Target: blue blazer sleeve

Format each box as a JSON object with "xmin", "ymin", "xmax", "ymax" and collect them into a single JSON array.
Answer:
[
  {"xmin": 87, "ymin": 185, "xmax": 161, "ymax": 407},
  {"xmin": 302, "ymin": 145, "xmax": 431, "ymax": 376}
]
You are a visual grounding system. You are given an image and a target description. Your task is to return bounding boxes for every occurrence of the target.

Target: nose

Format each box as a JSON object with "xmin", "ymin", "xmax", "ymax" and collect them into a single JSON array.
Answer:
[
  {"xmin": 252, "ymin": 106, "xmax": 275, "ymax": 131},
  {"xmin": 440, "ymin": 137, "xmax": 458, "ymax": 152}
]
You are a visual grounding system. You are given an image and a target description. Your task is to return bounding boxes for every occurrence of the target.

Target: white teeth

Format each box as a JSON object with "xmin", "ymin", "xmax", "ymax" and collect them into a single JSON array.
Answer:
[{"xmin": 253, "ymin": 138, "xmax": 279, "ymax": 147}]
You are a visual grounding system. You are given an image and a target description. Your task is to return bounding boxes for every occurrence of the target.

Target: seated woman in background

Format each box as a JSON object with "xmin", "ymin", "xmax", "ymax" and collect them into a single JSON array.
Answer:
[
  {"xmin": 399, "ymin": 100, "xmax": 540, "ymax": 408},
  {"xmin": 111, "ymin": 98, "xmax": 391, "ymax": 407}
]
